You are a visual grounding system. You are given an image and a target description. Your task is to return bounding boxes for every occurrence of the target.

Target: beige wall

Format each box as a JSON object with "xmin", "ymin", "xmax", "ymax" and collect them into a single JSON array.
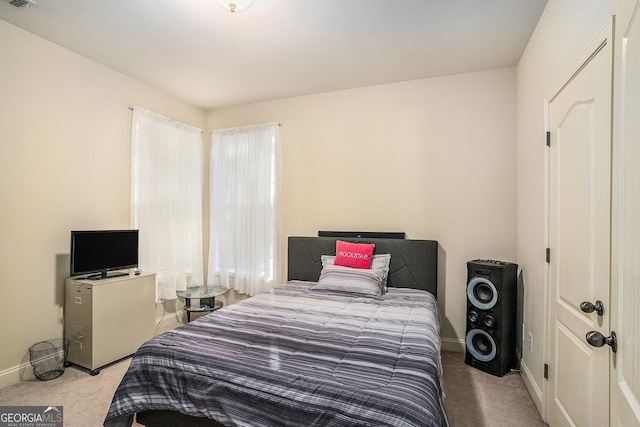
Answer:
[
  {"xmin": 2, "ymin": 14, "xmax": 519, "ymax": 391},
  {"xmin": 516, "ymin": 0, "xmax": 615, "ymax": 416},
  {"xmin": 205, "ymin": 67, "xmax": 518, "ymax": 351},
  {"xmin": 0, "ymin": 20, "xmax": 204, "ymax": 387}
]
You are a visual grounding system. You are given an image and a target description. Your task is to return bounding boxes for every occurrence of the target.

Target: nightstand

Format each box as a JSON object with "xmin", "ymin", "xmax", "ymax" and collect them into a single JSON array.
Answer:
[{"xmin": 176, "ymin": 285, "xmax": 229, "ymax": 322}]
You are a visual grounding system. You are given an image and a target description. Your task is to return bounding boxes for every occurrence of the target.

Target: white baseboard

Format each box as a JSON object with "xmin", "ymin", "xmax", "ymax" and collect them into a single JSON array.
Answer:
[
  {"xmin": 520, "ymin": 358, "xmax": 545, "ymax": 421},
  {"xmin": 155, "ymin": 310, "xmax": 185, "ymax": 333},
  {"xmin": 441, "ymin": 337, "xmax": 465, "ymax": 353},
  {"xmin": 0, "ymin": 360, "xmax": 36, "ymax": 390}
]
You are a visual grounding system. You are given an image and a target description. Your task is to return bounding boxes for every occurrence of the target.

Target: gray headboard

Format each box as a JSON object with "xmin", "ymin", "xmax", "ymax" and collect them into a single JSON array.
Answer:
[{"xmin": 287, "ymin": 236, "xmax": 439, "ymax": 298}]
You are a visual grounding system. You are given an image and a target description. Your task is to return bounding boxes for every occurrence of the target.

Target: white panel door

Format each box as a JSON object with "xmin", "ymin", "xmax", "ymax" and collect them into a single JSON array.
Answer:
[
  {"xmin": 547, "ymin": 24, "xmax": 612, "ymax": 427},
  {"xmin": 611, "ymin": 0, "xmax": 640, "ymax": 424}
]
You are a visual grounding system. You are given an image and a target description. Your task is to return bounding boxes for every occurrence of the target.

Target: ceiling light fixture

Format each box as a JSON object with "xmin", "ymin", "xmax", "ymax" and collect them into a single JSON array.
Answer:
[{"xmin": 216, "ymin": 0, "xmax": 252, "ymax": 13}]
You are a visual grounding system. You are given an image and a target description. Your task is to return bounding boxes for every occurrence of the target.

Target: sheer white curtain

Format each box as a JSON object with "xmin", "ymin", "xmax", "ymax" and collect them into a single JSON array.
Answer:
[
  {"xmin": 208, "ymin": 123, "xmax": 281, "ymax": 296},
  {"xmin": 131, "ymin": 106, "xmax": 204, "ymax": 301}
]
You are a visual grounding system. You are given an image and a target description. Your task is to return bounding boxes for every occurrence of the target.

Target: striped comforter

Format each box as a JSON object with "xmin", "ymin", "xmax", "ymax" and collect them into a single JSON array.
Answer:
[{"xmin": 104, "ymin": 281, "xmax": 449, "ymax": 427}]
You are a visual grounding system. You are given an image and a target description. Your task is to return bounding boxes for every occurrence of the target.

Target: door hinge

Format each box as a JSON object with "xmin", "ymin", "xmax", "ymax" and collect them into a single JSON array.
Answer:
[
  {"xmin": 546, "ymin": 248, "xmax": 551, "ymax": 263},
  {"xmin": 546, "ymin": 131, "xmax": 551, "ymax": 147},
  {"xmin": 544, "ymin": 363, "xmax": 549, "ymax": 379}
]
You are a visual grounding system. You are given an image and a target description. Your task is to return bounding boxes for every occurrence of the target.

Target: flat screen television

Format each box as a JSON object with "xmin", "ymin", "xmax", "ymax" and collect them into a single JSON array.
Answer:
[{"xmin": 70, "ymin": 230, "xmax": 139, "ymax": 280}]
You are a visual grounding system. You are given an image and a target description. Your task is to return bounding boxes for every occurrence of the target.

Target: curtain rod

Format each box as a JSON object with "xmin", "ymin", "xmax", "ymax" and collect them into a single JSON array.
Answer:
[
  {"xmin": 211, "ymin": 122, "xmax": 281, "ymax": 133},
  {"xmin": 129, "ymin": 107, "xmax": 281, "ymax": 128}
]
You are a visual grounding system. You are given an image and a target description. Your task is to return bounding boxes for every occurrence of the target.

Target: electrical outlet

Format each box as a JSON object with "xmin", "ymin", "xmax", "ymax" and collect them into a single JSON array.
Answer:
[{"xmin": 529, "ymin": 332, "xmax": 533, "ymax": 352}]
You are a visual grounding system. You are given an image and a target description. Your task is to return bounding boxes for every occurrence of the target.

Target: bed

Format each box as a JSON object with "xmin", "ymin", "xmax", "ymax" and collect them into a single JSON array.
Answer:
[{"xmin": 104, "ymin": 236, "xmax": 448, "ymax": 427}]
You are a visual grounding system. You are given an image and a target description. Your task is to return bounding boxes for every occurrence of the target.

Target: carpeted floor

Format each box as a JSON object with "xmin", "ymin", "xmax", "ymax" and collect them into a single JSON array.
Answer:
[
  {"xmin": 441, "ymin": 351, "xmax": 546, "ymax": 427},
  {"xmin": 0, "ymin": 355, "xmax": 138, "ymax": 427},
  {"xmin": 0, "ymin": 347, "xmax": 547, "ymax": 426}
]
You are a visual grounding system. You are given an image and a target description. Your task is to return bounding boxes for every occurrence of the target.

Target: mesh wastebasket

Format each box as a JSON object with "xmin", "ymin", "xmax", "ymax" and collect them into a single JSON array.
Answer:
[{"xmin": 29, "ymin": 338, "xmax": 69, "ymax": 381}]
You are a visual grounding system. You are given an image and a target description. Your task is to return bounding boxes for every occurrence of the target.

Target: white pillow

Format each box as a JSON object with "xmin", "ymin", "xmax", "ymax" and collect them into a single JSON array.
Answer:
[
  {"xmin": 321, "ymin": 254, "xmax": 391, "ymax": 291},
  {"xmin": 311, "ymin": 264, "xmax": 388, "ymax": 297},
  {"xmin": 321, "ymin": 253, "xmax": 391, "ymax": 269}
]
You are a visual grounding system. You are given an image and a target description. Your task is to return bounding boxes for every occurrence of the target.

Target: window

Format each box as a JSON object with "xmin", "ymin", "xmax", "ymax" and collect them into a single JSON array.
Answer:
[
  {"xmin": 208, "ymin": 123, "xmax": 281, "ymax": 296},
  {"xmin": 131, "ymin": 107, "xmax": 204, "ymax": 301}
]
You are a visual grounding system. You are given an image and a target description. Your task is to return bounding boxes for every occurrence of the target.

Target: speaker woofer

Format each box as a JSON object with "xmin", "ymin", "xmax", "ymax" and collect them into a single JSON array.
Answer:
[
  {"xmin": 465, "ymin": 329, "xmax": 497, "ymax": 362},
  {"xmin": 467, "ymin": 277, "xmax": 498, "ymax": 309}
]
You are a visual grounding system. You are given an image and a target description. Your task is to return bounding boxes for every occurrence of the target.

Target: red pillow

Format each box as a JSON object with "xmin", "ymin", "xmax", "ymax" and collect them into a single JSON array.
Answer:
[{"xmin": 334, "ymin": 240, "xmax": 375, "ymax": 269}]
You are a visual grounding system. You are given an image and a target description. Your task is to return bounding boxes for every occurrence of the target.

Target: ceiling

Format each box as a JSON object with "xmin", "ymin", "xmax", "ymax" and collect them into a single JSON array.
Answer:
[{"xmin": 0, "ymin": 0, "xmax": 548, "ymax": 110}]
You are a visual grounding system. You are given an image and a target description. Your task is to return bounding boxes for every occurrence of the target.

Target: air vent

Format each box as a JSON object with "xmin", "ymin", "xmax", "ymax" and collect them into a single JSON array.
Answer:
[{"xmin": 6, "ymin": 0, "xmax": 37, "ymax": 8}]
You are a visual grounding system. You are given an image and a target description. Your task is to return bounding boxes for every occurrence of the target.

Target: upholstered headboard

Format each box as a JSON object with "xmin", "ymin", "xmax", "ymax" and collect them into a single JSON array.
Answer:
[{"xmin": 287, "ymin": 236, "xmax": 439, "ymax": 298}]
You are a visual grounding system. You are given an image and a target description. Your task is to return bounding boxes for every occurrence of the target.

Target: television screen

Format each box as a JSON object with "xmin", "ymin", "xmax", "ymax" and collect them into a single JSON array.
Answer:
[{"xmin": 70, "ymin": 230, "xmax": 139, "ymax": 279}]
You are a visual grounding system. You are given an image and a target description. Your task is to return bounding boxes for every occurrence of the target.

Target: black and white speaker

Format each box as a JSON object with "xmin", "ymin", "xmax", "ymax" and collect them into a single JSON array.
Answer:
[{"xmin": 465, "ymin": 259, "xmax": 518, "ymax": 377}]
